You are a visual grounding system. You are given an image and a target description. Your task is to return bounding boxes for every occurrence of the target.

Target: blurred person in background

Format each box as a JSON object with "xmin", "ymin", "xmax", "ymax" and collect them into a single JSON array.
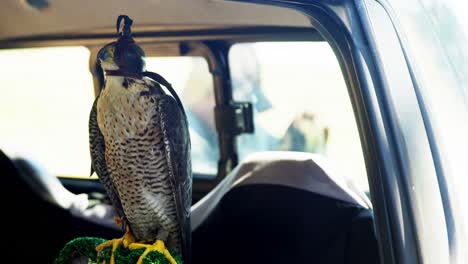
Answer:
[{"xmin": 183, "ymin": 44, "xmax": 330, "ymax": 170}]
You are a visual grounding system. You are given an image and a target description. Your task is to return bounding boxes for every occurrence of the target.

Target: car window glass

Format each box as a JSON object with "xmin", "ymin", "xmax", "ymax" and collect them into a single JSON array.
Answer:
[
  {"xmin": 228, "ymin": 42, "xmax": 369, "ymax": 192},
  {"xmin": 0, "ymin": 49, "xmax": 218, "ymax": 178},
  {"xmin": 0, "ymin": 47, "xmax": 95, "ymax": 177},
  {"xmin": 389, "ymin": 0, "xmax": 468, "ymax": 257},
  {"xmin": 145, "ymin": 56, "xmax": 218, "ymax": 177}
]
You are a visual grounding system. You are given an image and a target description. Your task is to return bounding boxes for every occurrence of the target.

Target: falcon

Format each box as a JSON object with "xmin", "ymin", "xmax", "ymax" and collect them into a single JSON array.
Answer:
[{"xmin": 89, "ymin": 15, "xmax": 191, "ymax": 264}]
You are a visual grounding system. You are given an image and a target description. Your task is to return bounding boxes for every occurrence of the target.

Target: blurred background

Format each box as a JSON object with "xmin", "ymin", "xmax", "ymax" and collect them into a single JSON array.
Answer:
[{"xmin": 0, "ymin": 42, "xmax": 368, "ymax": 193}]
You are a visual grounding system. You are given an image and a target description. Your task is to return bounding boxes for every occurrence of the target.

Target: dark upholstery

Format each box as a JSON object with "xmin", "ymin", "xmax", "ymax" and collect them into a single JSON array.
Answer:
[
  {"xmin": 1, "ymin": 148, "xmax": 380, "ymax": 263},
  {"xmin": 1, "ymin": 150, "xmax": 120, "ymax": 263},
  {"xmin": 193, "ymin": 184, "xmax": 379, "ymax": 264}
]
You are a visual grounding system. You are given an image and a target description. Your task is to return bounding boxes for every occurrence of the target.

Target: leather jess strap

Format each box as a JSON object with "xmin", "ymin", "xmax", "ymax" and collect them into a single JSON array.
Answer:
[{"xmin": 104, "ymin": 70, "xmax": 143, "ymax": 79}]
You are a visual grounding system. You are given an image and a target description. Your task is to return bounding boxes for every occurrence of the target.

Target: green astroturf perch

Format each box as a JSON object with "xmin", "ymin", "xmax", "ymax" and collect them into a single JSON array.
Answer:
[
  {"xmin": 87, "ymin": 15, "xmax": 192, "ymax": 264},
  {"xmin": 53, "ymin": 237, "xmax": 182, "ymax": 264}
]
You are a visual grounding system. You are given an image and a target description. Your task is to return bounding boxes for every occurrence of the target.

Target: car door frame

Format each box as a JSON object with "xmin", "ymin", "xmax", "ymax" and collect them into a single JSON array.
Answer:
[{"xmin": 231, "ymin": 0, "xmax": 452, "ymax": 264}]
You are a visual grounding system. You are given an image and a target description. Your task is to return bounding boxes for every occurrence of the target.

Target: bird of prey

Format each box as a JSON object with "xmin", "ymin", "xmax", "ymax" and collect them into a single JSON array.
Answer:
[{"xmin": 89, "ymin": 15, "xmax": 191, "ymax": 264}]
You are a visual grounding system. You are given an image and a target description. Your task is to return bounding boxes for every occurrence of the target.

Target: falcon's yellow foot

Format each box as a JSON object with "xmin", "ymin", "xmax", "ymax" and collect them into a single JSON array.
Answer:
[
  {"xmin": 129, "ymin": 240, "xmax": 177, "ymax": 264},
  {"xmin": 96, "ymin": 225, "xmax": 136, "ymax": 264}
]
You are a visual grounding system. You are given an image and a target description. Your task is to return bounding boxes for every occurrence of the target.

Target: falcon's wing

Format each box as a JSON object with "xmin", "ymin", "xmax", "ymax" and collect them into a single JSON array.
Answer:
[
  {"xmin": 157, "ymin": 89, "xmax": 192, "ymax": 264},
  {"xmin": 89, "ymin": 96, "xmax": 126, "ymax": 220}
]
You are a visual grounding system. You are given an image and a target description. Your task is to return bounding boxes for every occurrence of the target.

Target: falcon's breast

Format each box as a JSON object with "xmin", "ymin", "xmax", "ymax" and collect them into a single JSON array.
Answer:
[{"xmin": 96, "ymin": 76, "xmax": 181, "ymax": 250}]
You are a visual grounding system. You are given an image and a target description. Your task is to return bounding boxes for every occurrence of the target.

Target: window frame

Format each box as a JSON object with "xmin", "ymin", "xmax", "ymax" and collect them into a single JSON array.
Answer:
[
  {"xmin": 230, "ymin": 0, "xmax": 452, "ymax": 263},
  {"xmin": 359, "ymin": 1, "xmax": 450, "ymax": 263},
  {"xmin": 0, "ymin": 28, "xmax": 325, "ymax": 203},
  {"xmin": 364, "ymin": 0, "xmax": 468, "ymax": 262}
]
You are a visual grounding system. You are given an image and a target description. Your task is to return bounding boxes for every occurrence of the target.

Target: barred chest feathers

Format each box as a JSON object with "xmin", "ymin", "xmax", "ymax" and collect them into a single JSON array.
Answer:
[
  {"xmin": 97, "ymin": 76, "xmax": 159, "ymax": 140},
  {"xmin": 95, "ymin": 76, "xmax": 180, "ymax": 243}
]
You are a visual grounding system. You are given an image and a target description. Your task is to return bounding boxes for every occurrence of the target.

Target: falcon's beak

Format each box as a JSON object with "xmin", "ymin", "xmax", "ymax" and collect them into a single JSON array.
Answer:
[{"xmin": 97, "ymin": 46, "xmax": 115, "ymax": 63}]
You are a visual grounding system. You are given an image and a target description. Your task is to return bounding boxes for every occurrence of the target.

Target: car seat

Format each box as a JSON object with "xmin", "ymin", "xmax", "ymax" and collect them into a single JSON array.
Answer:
[
  {"xmin": 0, "ymin": 150, "xmax": 120, "ymax": 263},
  {"xmin": 191, "ymin": 151, "xmax": 379, "ymax": 264}
]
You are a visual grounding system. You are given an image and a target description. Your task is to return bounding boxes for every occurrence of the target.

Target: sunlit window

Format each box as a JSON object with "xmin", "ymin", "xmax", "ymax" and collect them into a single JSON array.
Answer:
[
  {"xmin": 145, "ymin": 57, "xmax": 218, "ymax": 176},
  {"xmin": 0, "ymin": 43, "xmax": 366, "ymax": 189},
  {"xmin": 229, "ymin": 42, "xmax": 369, "ymax": 192},
  {"xmin": 0, "ymin": 47, "xmax": 95, "ymax": 177},
  {"xmin": 390, "ymin": 0, "xmax": 468, "ymax": 254},
  {"xmin": 0, "ymin": 49, "xmax": 217, "ymax": 178}
]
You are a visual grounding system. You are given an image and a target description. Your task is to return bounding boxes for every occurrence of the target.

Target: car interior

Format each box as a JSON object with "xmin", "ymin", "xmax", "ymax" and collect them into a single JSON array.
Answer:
[{"xmin": 1, "ymin": 0, "xmax": 380, "ymax": 263}]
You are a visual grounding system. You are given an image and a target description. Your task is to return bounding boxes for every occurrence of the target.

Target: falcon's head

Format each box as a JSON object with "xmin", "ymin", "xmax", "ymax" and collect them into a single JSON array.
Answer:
[{"xmin": 97, "ymin": 40, "xmax": 145, "ymax": 74}]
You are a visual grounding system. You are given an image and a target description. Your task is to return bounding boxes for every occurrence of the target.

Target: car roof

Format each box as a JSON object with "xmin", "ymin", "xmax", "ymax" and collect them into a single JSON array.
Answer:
[{"xmin": 0, "ymin": 0, "xmax": 311, "ymax": 41}]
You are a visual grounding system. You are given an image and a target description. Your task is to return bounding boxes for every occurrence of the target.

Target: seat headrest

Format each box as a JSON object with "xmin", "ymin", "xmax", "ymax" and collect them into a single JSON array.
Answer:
[
  {"xmin": 191, "ymin": 151, "xmax": 371, "ymax": 230},
  {"xmin": 233, "ymin": 151, "xmax": 371, "ymax": 206},
  {"xmin": 12, "ymin": 158, "xmax": 89, "ymax": 210},
  {"xmin": 11, "ymin": 156, "xmax": 119, "ymax": 230}
]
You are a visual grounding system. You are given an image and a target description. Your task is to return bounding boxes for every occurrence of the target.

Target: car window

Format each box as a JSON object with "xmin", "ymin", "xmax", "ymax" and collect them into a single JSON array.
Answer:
[
  {"xmin": 389, "ymin": 0, "xmax": 468, "ymax": 258},
  {"xmin": 228, "ymin": 42, "xmax": 369, "ymax": 192},
  {"xmin": 0, "ymin": 48, "xmax": 218, "ymax": 178},
  {"xmin": 0, "ymin": 47, "xmax": 95, "ymax": 177},
  {"xmin": 145, "ymin": 56, "xmax": 218, "ymax": 176}
]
